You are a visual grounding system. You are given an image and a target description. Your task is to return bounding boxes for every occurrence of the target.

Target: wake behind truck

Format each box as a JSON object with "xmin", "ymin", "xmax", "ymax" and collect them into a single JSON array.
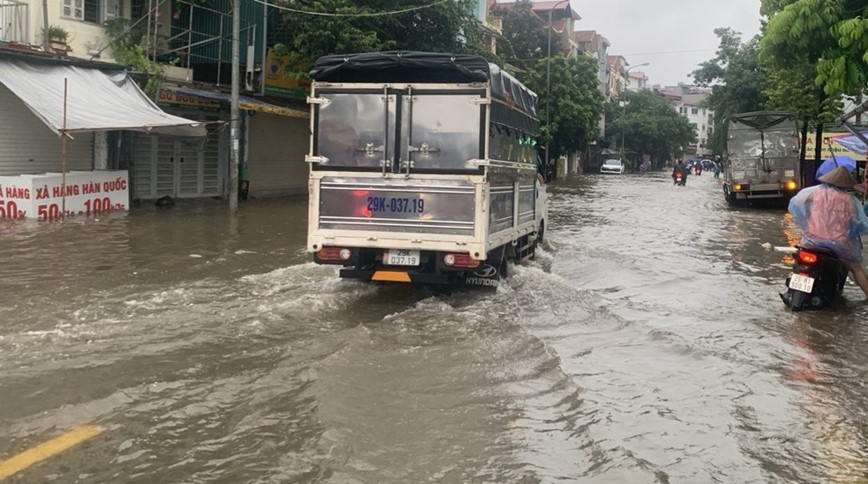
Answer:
[
  {"xmin": 722, "ymin": 111, "xmax": 801, "ymax": 205},
  {"xmin": 305, "ymin": 52, "xmax": 547, "ymax": 288}
]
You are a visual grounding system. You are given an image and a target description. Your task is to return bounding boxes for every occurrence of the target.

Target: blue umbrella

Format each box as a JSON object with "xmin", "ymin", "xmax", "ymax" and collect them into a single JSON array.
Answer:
[{"xmin": 815, "ymin": 155, "xmax": 857, "ymax": 178}]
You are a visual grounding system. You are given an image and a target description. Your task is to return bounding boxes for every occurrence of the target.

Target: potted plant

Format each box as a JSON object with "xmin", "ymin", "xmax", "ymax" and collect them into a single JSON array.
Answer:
[
  {"xmin": 46, "ymin": 25, "xmax": 69, "ymax": 43},
  {"xmin": 44, "ymin": 25, "xmax": 72, "ymax": 54}
]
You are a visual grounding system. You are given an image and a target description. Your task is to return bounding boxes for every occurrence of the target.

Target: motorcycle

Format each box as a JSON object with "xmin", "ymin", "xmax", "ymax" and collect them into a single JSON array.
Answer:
[
  {"xmin": 779, "ymin": 246, "xmax": 849, "ymax": 311},
  {"xmin": 673, "ymin": 173, "xmax": 685, "ymax": 186}
]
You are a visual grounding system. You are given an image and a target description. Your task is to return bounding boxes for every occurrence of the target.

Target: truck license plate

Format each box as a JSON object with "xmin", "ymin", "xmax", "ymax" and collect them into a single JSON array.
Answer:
[
  {"xmin": 385, "ymin": 249, "xmax": 420, "ymax": 266},
  {"xmin": 788, "ymin": 273, "xmax": 815, "ymax": 293}
]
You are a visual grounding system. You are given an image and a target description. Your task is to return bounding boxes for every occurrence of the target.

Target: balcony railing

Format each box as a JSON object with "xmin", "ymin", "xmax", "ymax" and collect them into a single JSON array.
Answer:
[{"xmin": 0, "ymin": 0, "xmax": 28, "ymax": 44}]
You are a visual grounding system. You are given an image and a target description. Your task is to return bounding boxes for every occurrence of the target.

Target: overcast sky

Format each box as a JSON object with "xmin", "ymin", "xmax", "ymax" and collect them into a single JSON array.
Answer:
[{"xmin": 571, "ymin": 0, "xmax": 763, "ymax": 86}]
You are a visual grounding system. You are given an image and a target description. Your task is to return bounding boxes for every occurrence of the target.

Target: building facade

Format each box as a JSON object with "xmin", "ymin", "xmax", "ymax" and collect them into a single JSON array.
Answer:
[
  {"xmin": 495, "ymin": 0, "xmax": 581, "ymax": 58},
  {"xmin": 606, "ymin": 55, "xmax": 627, "ymax": 101},
  {"xmin": 626, "ymin": 70, "xmax": 648, "ymax": 91},
  {"xmin": 656, "ymin": 84, "xmax": 714, "ymax": 156},
  {"xmin": 574, "ymin": 30, "xmax": 610, "ymax": 98},
  {"xmin": 1, "ymin": 0, "xmax": 312, "ymax": 202},
  {"xmin": 0, "ymin": 0, "xmax": 126, "ymax": 61}
]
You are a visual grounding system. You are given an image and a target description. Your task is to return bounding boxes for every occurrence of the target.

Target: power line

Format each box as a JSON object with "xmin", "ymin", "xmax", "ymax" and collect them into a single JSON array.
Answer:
[{"xmin": 252, "ymin": 0, "xmax": 452, "ymax": 17}]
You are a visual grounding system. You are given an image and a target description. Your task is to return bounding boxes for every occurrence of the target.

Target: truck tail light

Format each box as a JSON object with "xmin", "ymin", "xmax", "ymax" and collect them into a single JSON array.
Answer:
[
  {"xmin": 443, "ymin": 253, "xmax": 480, "ymax": 268},
  {"xmin": 317, "ymin": 247, "xmax": 353, "ymax": 261}
]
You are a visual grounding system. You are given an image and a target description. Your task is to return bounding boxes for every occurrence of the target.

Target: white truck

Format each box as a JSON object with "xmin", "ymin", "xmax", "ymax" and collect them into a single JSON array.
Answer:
[
  {"xmin": 305, "ymin": 52, "xmax": 547, "ymax": 288},
  {"xmin": 722, "ymin": 111, "xmax": 801, "ymax": 205}
]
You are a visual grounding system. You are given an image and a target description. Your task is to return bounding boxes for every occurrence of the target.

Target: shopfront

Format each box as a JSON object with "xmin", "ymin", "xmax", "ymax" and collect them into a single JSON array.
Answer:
[
  {"xmin": 0, "ymin": 50, "xmax": 204, "ymax": 218},
  {"xmin": 155, "ymin": 85, "xmax": 310, "ymax": 200}
]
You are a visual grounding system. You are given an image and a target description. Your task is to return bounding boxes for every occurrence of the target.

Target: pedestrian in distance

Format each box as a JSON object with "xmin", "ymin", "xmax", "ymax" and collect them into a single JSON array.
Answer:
[
  {"xmin": 788, "ymin": 166, "xmax": 868, "ymax": 298},
  {"xmin": 712, "ymin": 156, "xmax": 722, "ymax": 179}
]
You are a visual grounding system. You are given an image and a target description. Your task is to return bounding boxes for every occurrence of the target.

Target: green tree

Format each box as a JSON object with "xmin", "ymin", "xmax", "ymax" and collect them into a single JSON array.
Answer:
[
  {"xmin": 761, "ymin": 61, "xmax": 842, "ymax": 162},
  {"xmin": 759, "ymin": 0, "xmax": 864, "ymax": 162},
  {"xmin": 276, "ymin": 0, "xmax": 484, "ymax": 71},
  {"xmin": 760, "ymin": 0, "xmax": 868, "ymax": 96},
  {"xmin": 104, "ymin": 18, "xmax": 167, "ymax": 97},
  {"xmin": 604, "ymin": 89, "xmax": 696, "ymax": 167},
  {"xmin": 692, "ymin": 28, "xmax": 766, "ymax": 154},
  {"xmin": 522, "ymin": 55, "xmax": 604, "ymax": 157},
  {"xmin": 491, "ymin": 0, "xmax": 562, "ymax": 73}
]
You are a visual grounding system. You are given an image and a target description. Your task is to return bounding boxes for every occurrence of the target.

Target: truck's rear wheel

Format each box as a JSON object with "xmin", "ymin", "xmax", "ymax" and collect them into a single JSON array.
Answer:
[
  {"xmin": 529, "ymin": 221, "xmax": 545, "ymax": 261},
  {"xmin": 492, "ymin": 257, "xmax": 506, "ymax": 280}
]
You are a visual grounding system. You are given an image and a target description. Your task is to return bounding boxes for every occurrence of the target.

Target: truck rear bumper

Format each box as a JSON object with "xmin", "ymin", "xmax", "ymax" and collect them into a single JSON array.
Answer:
[
  {"xmin": 736, "ymin": 190, "xmax": 797, "ymax": 199},
  {"xmin": 340, "ymin": 268, "xmax": 456, "ymax": 285},
  {"xmin": 731, "ymin": 182, "xmax": 797, "ymax": 199}
]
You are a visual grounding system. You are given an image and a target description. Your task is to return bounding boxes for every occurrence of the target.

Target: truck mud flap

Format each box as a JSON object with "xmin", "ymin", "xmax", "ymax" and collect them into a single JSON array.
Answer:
[
  {"xmin": 460, "ymin": 263, "xmax": 501, "ymax": 290},
  {"xmin": 339, "ymin": 268, "xmax": 453, "ymax": 285},
  {"xmin": 462, "ymin": 246, "xmax": 506, "ymax": 290}
]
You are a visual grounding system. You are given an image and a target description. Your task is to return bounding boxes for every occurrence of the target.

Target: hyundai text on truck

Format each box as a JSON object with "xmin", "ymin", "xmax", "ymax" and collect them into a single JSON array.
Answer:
[{"xmin": 305, "ymin": 52, "xmax": 547, "ymax": 288}]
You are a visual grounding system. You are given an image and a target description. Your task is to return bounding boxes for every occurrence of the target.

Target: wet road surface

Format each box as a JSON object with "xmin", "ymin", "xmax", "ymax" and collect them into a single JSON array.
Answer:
[{"xmin": 1, "ymin": 174, "xmax": 868, "ymax": 483}]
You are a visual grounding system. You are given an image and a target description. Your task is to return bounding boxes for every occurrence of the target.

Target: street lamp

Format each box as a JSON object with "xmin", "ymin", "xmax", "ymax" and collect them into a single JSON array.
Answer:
[
  {"xmin": 545, "ymin": 0, "xmax": 570, "ymax": 175},
  {"xmin": 620, "ymin": 62, "xmax": 650, "ymax": 164}
]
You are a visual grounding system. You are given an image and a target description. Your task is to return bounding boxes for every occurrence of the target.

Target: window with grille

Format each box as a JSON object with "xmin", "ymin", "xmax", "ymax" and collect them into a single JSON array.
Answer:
[{"xmin": 62, "ymin": 0, "xmax": 100, "ymax": 23}]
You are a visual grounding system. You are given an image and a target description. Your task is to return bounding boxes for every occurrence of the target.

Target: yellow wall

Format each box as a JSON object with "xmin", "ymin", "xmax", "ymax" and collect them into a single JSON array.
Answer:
[{"xmin": 25, "ymin": 0, "xmax": 140, "ymax": 62}]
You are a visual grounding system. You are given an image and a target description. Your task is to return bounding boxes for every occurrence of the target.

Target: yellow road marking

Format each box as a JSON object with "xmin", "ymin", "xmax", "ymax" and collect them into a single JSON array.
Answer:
[
  {"xmin": 0, "ymin": 425, "xmax": 103, "ymax": 480},
  {"xmin": 371, "ymin": 270, "xmax": 411, "ymax": 282}
]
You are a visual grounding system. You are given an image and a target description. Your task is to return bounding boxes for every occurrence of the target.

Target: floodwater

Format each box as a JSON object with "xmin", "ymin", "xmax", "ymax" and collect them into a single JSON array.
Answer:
[{"xmin": 1, "ymin": 174, "xmax": 867, "ymax": 483}]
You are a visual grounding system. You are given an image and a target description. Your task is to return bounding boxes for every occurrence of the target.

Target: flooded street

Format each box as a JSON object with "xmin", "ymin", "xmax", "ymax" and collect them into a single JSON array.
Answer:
[{"xmin": 2, "ymin": 173, "xmax": 868, "ymax": 483}]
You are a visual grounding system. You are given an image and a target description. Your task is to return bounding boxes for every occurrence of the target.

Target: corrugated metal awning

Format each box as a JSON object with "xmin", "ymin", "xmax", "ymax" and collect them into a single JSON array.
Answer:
[
  {"xmin": 0, "ymin": 55, "xmax": 206, "ymax": 137},
  {"xmin": 171, "ymin": 86, "xmax": 309, "ymax": 118}
]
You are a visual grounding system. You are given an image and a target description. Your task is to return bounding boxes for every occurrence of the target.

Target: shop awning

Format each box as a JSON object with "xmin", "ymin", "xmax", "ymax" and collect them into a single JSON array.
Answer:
[
  {"xmin": 171, "ymin": 86, "xmax": 309, "ymax": 118},
  {"xmin": 0, "ymin": 54, "xmax": 206, "ymax": 137}
]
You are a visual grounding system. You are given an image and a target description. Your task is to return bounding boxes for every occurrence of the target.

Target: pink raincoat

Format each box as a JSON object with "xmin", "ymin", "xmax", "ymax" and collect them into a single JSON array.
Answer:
[{"xmin": 788, "ymin": 184, "xmax": 868, "ymax": 261}]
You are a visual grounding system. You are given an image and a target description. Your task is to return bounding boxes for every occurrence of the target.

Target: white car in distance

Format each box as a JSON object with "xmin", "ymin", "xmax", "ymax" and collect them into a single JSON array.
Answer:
[{"xmin": 600, "ymin": 158, "xmax": 625, "ymax": 174}]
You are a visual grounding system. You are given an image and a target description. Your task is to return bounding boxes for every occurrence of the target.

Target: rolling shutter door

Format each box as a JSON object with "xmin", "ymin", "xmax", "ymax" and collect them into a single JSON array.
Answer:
[
  {"xmin": 0, "ymin": 83, "xmax": 93, "ymax": 176},
  {"xmin": 130, "ymin": 129, "xmax": 223, "ymax": 200},
  {"xmin": 154, "ymin": 137, "xmax": 177, "ymax": 197},
  {"xmin": 130, "ymin": 134, "xmax": 175, "ymax": 199},
  {"xmin": 247, "ymin": 113, "xmax": 309, "ymax": 197},
  {"xmin": 131, "ymin": 133, "xmax": 156, "ymax": 199},
  {"xmin": 201, "ymin": 131, "xmax": 221, "ymax": 196}
]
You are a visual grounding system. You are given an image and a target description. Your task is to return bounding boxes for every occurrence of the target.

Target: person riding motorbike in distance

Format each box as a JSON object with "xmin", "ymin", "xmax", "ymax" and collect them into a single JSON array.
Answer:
[
  {"xmin": 788, "ymin": 166, "xmax": 868, "ymax": 298},
  {"xmin": 672, "ymin": 159, "xmax": 687, "ymax": 186}
]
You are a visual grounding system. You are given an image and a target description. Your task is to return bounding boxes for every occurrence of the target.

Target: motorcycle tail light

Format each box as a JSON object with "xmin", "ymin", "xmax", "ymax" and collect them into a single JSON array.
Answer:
[
  {"xmin": 798, "ymin": 251, "xmax": 818, "ymax": 265},
  {"xmin": 442, "ymin": 253, "xmax": 480, "ymax": 268}
]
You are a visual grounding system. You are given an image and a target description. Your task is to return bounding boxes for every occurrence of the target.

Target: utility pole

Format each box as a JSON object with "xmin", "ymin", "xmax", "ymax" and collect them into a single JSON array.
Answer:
[
  {"xmin": 229, "ymin": 0, "xmax": 240, "ymax": 212},
  {"xmin": 41, "ymin": 0, "xmax": 49, "ymax": 50},
  {"xmin": 545, "ymin": 0, "xmax": 570, "ymax": 179},
  {"xmin": 545, "ymin": 8, "xmax": 552, "ymax": 175}
]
